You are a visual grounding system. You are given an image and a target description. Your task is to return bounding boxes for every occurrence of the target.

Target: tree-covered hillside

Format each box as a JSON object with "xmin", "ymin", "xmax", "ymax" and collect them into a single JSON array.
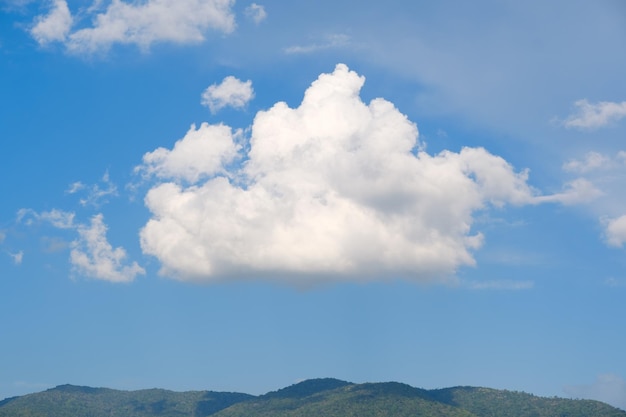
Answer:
[
  {"xmin": 0, "ymin": 378, "xmax": 623, "ymax": 417},
  {"xmin": 0, "ymin": 384, "xmax": 252, "ymax": 417}
]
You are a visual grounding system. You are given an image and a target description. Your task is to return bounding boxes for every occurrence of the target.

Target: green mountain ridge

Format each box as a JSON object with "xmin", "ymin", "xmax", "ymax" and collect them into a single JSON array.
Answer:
[{"xmin": 0, "ymin": 378, "xmax": 623, "ymax": 417}]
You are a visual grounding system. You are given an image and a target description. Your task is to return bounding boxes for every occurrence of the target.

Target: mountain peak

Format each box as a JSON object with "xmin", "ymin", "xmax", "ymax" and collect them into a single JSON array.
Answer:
[
  {"xmin": 263, "ymin": 378, "xmax": 353, "ymax": 399},
  {"xmin": 49, "ymin": 384, "xmax": 108, "ymax": 394}
]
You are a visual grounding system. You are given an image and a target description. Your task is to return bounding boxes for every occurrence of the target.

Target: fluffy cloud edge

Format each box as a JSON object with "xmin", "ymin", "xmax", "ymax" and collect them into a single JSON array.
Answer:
[
  {"xmin": 563, "ymin": 99, "xmax": 626, "ymax": 130},
  {"xmin": 604, "ymin": 215, "xmax": 626, "ymax": 248},
  {"xmin": 244, "ymin": 3, "xmax": 266, "ymax": 24},
  {"xmin": 30, "ymin": 0, "xmax": 72, "ymax": 45},
  {"xmin": 17, "ymin": 208, "xmax": 144, "ymax": 283},
  {"xmin": 201, "ymin": 76, "xmax": 255, "ymax": 114},
  {"xmin": 30, "ymin": 0, "xmax": 236, "ymax": 54},
  {"xmin": 135, "ymin": 63, "xmax": 561, "ymax": 285},
  {"xmin": 70, "ymin": 214, "xmax": 145, "ymax": 283}
]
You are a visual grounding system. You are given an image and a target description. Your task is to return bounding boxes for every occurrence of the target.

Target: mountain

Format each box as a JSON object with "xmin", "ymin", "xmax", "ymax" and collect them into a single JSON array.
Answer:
[
  {"xmin": 0, "ymin": 378, "xmax": 623, "ymax": 417},
  {"xmin": 0, "ymin": 384, "xmax": 252, "ymax": 417}
]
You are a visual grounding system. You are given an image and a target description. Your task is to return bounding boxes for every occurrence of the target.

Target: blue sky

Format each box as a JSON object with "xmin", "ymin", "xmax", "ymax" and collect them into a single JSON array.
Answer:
[{"xmin": 1, "ymin": 0, "xmax": 626, "ymax": 410}]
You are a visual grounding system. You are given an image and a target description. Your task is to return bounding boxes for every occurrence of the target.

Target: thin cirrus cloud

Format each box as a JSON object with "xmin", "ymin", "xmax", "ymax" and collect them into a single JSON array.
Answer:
[
  {"xmin": 563, "ymin": 99, "xmax": 626, "ymax": 129},
  {"xmin": 30, "ymin": 0, "xmax": 236, "ymax": 54},
  {"xmin": 283, "ymin": 33, "xmax": 351, "ymax": 55},
  {"xmin": 200, "ymin": 76, "xmax": 254, "ymax": 114},
  {"xmin": 65, "ymin": 170, "xmax": 118, "ymax": 207},
  {"xmin": 136, "ymin": 64, "xmax": 571, "ymax": 285},
  {"xmin": 465, "ymin": 279, "xmax": 535, "ymax": 291}
]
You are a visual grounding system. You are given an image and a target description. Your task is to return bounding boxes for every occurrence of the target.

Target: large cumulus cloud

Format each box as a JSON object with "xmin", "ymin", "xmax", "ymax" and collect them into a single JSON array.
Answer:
[{"xmin": 137, "ymin": 64, "xmax": 540, "ymax": 284}]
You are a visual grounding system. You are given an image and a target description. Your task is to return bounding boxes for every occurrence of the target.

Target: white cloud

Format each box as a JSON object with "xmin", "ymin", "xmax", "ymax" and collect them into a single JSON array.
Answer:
[
  {"xmin": 244, "ymin": 3, "xmax": 266, "ymax": 24},
  {"xmin": 534, "ymin": 178, "xmax": 602, "ymax": 205},
  {"xmin": 604, "ymin": 215, "xmax": 626, "ymax": 248},
  {"xmin": 201, "ymin": 76, "xmax": 254, "ymax": 114},
  {"xmin": 558, "ymin": 151, "xmax": 626, "ymax": 243},
  {"xmin": 17, "ymin": 208, "xmax": 76, "ymax": 229},
  {"xmin": 9, "ymin": 251, "xmax": 24, "ymax": 265},
  {"xmin": 30, "ymin": 0, "xmax": 73, "ymax": 45},
  {"xmin": 70, "ymin": 214, "xmax": 145, "ymax": 283},
  {"xmin": 31, "ymin": 0, "xmax": 236, "ymax": 54},
  {"xmin": 137, "ymin": 64, "xmax": 546, "ymax": 284},
  {"xmin": 66, "ymin": 181, "xmax": 85, "ymax": 194},
  {"xmin": 284, "ymin": 34, "xmax": 350, "ymax": 55},
  {"xmin": 564, "ymin": 374, "xmax": 626, "ymax": 410},
  {"xmin": 563, "ymin": 151, "xmax": 611, "ymax": 174},
  {"xmin": 17, "ymin": 208, "xmax": 143, "ymax": 282},
  {"xmin": 563, "ymin": 99, "xmax": 626, "ymax": 129},
  {"xmin": 136, "ymin": 123, "xmax": 241, "ymax": 183},
  {"xmin": 66, "ymin": 171, "xmax": 118, "ymax": 207}
]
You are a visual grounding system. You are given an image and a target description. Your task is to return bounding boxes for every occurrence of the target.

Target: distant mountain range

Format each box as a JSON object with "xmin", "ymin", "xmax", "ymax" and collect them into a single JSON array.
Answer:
[{"xmin": 0, "ymin": 378, "xmax": 624, "ymax": 417}]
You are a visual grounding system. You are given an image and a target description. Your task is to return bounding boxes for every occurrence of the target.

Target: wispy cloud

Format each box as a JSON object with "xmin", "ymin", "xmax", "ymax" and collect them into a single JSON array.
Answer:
[
  {"xmin": 30, "ymin": 0, "xmax": 236, "ymax": 54},
  {"xmin": 464, "ymin": 279, "xmax": 535, "ymax": 291},
  {"xmin": 284, "ymin": 34, "xmax": 350, "ymax": 55},
  {"xmin": 563, "ymin": 150, "xmax": 626, "ymax": 175},
  {"xmin": 563, "ymin": 99, "xmax": 626, "ymax": 130},
  {"xmin": 9, "ymin": 250, "xmax": 23, "ymax": 265},
  {"xmin": 244, "ymin": 3, "xmax": 266, "ymax": 24},
  {"xmin": 70, "ymin": 214, "xmax": 145, "ymax": 283},
  {"xmin": 17, "ymin": 208, "xmax": 143, "ymax": 283},
  {"xmin": 30, "ymin": 0, "xmax": 72, "ymax": 45},
  {"xmin": 563, "ymin": 151, "xmax": 612, "ymax": 174},
  {"xmin": 532, "ymin": 178, "xmax": 603, "ymax": 206},
  {"xmin": 17, "ymin": 208, "xmax": 75, "ymax": 229},
  {"xmin": 604, "ymin": 215, "xmax": 626, "ymax": 248},
  {"xmin": 65, "ymin": 170, "xmax": 118, "ymax": 207},
  {"xmin": 1, "ymin": 0, "xmax": 35, "ymax": 12},
  {"xmin": 41, "ymin": 236, "xmax": 68, "ymax": 254},
  {"xmin": 201, "ymin": 76, "xmax": 254, "ymax": 114}
]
